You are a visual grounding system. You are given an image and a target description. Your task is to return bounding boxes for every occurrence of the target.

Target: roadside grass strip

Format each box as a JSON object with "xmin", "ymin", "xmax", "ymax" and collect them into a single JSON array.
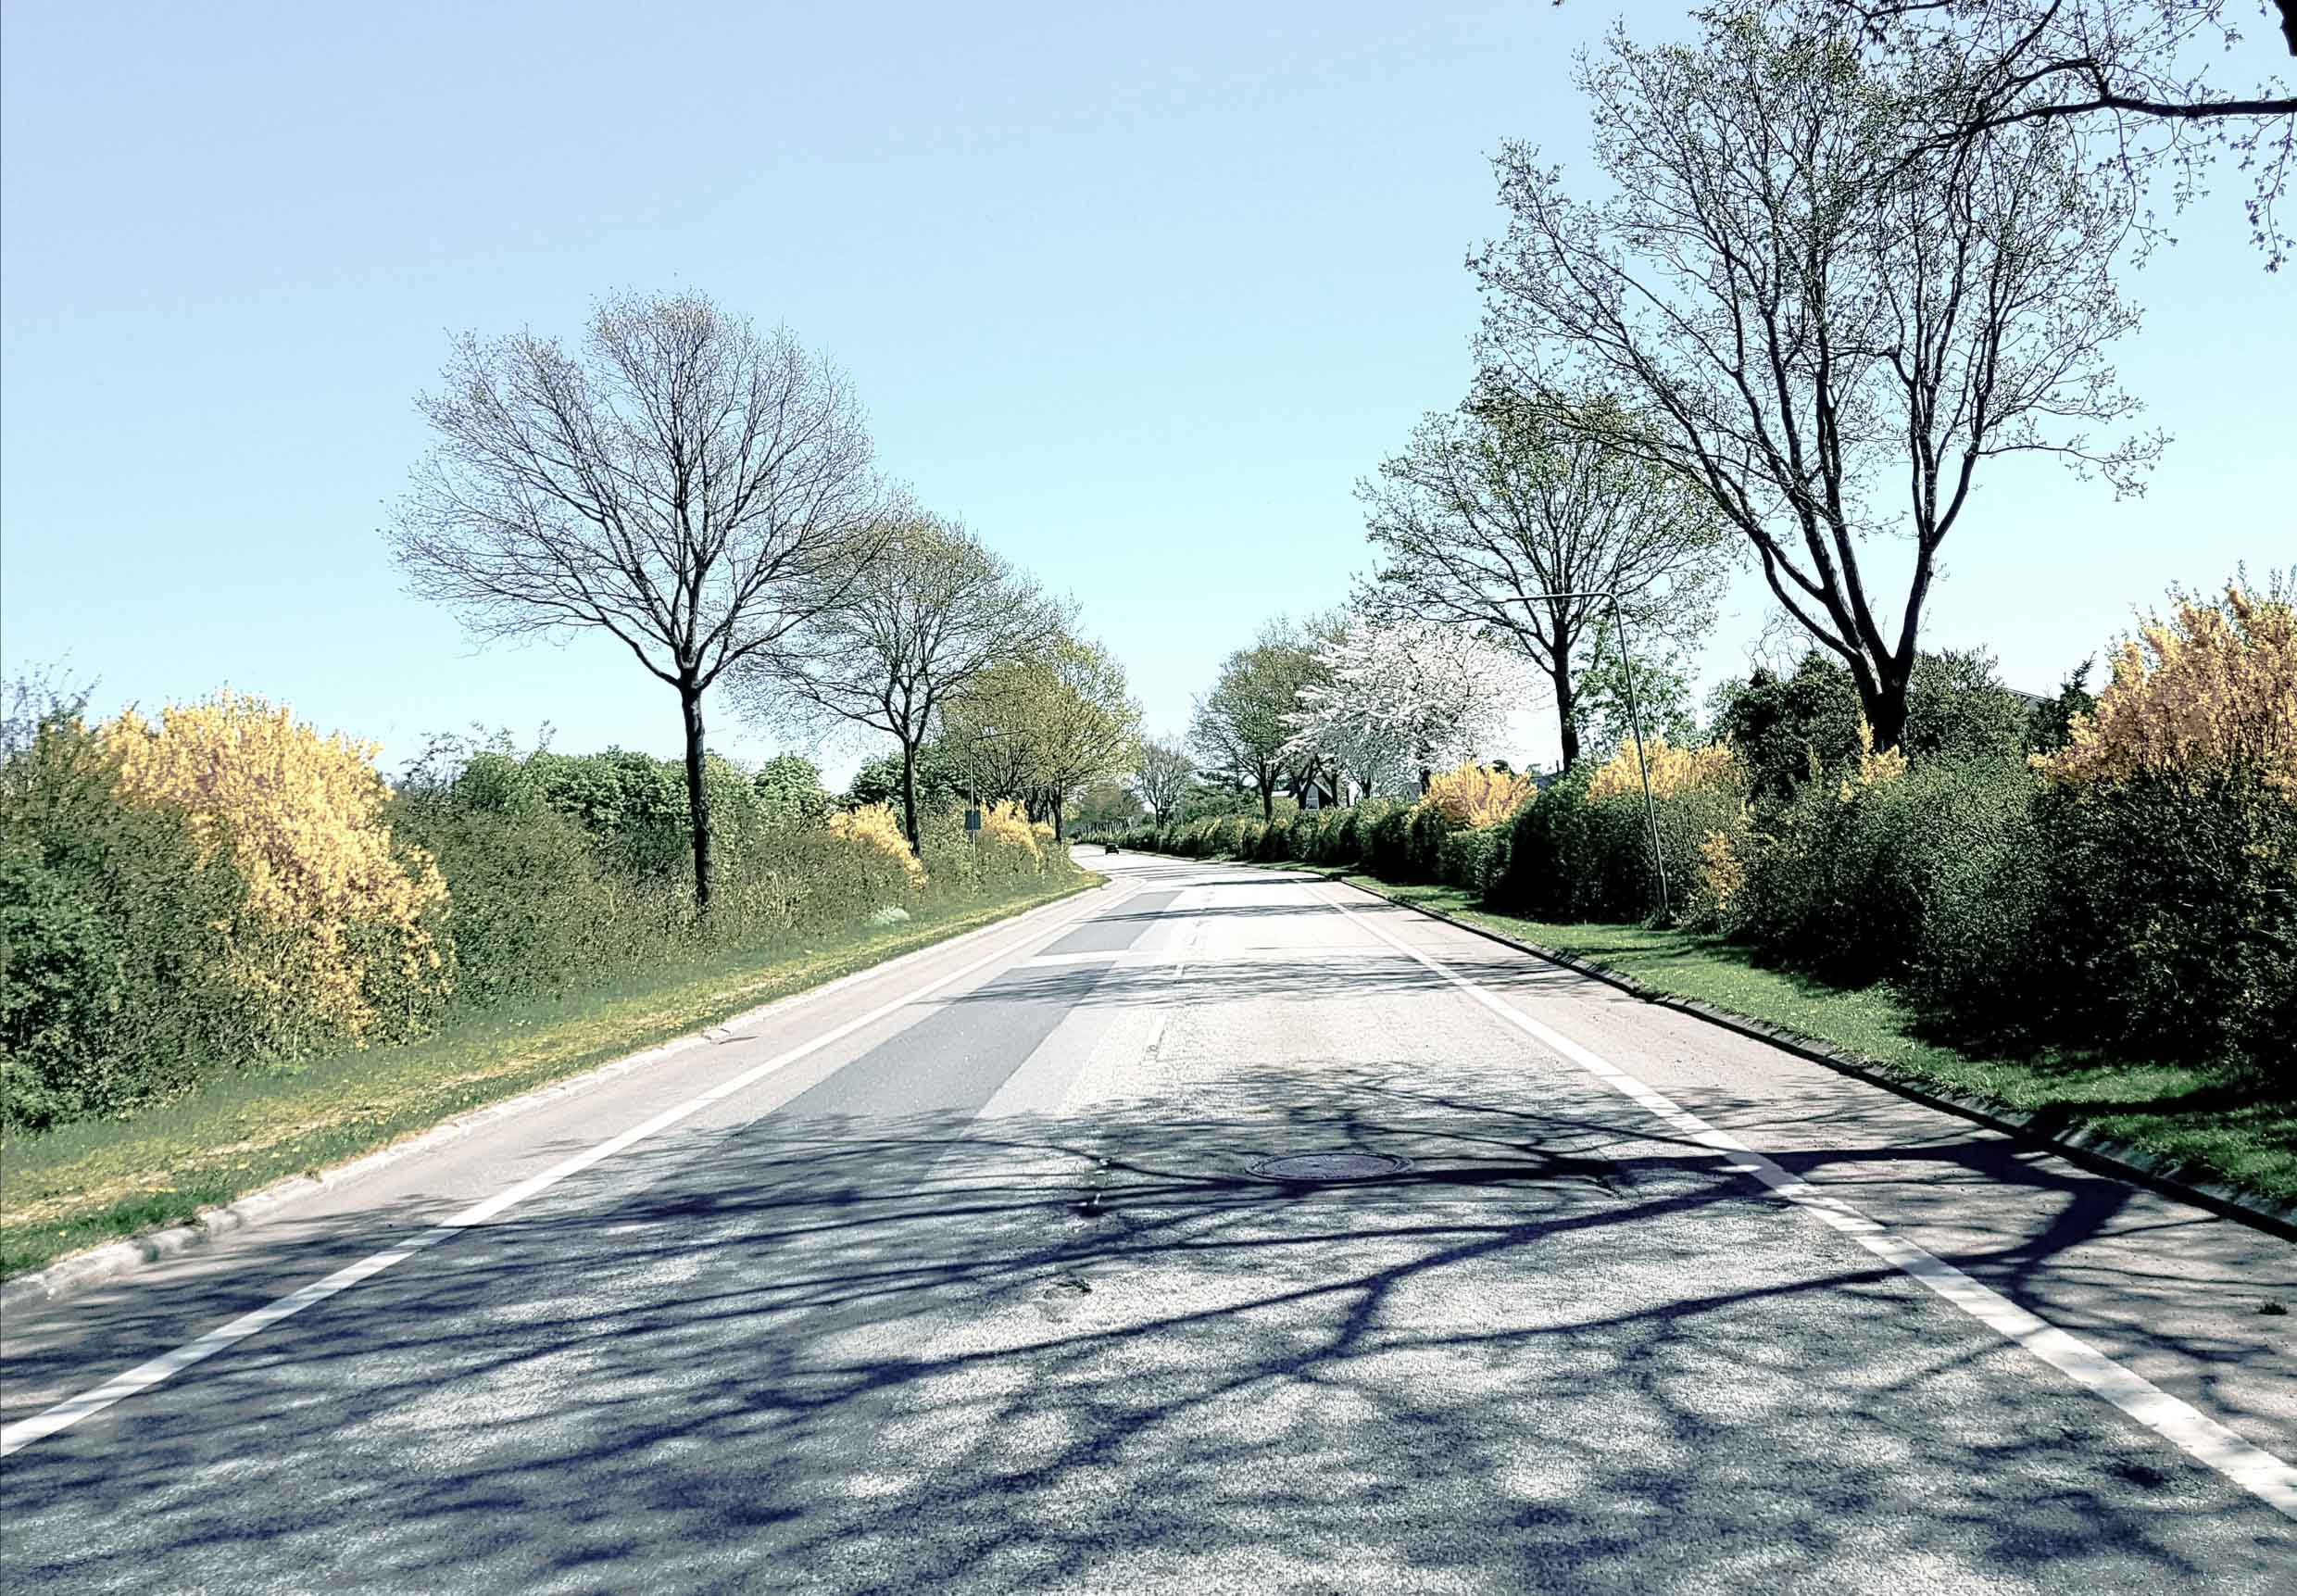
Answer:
[
  {"xmin": 1317, "ymin": 871, "xmax": 2297, "ymax": 1208},
  {"xmin": 1, "ymin": 877, "xmax": 1101, "ymax": 1282},
  {"xmin": 1317, "ymin": 883, "xmax": 2297, "ymax": 1523},
  {"xmin": 0, "ymin": 879, "xmax": 1136, "ymax": 1457}
]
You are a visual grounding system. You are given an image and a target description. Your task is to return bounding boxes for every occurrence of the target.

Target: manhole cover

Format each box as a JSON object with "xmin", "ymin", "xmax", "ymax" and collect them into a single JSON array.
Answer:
[{"xmin": 1249, "ymin": 1152, "xmax": 1412, "ymax": 1183}]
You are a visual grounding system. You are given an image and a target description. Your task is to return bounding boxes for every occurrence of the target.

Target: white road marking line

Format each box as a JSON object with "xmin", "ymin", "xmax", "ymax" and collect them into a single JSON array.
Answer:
[
  {"xmin": 1319, "ymin": 884, "xmax": 2297, "ymax": 1523},
  {"xmin": 0, "ymin": 885, "xmax": 1138, "ymax": 1460},
  {"xmin": 1022, "ymin": 950, "xmax": 1128, "ymax": 967},
  {"xmin": 1140, "ymin": 901, "xmax": 1204, "ymax": 1066}
]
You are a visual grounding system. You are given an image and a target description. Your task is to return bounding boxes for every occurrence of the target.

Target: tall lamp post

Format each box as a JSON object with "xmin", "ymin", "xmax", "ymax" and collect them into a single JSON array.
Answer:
[
  {"xmin": 963, "ymin": 725, "xmax": 1009, "ymax": 865},
  {"xmin": 1516, "ymin": 589, "xmax": 1671, "ymax": 922}
]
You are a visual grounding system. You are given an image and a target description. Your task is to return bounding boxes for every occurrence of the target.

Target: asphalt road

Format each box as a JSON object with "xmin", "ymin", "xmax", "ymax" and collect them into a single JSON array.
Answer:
[{"xmin": 4, "ymin": 855, "xmax": 2292, "ymax": 1593}]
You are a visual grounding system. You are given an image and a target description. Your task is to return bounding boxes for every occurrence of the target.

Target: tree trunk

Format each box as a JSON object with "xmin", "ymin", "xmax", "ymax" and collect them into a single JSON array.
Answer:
[
  {"xmin": 1551, "ymin": 660, "xmax": 1581, "ymax": 770},
  {"xmin": 680, "ymin": 682, "xmax": 713, "ymax": 913},
  {"xmin": 1864, "ymin": 667, "xmax": 1913, "ymax": 755},
  {"xmin": 1419, "ymin": 766, "xmax": 1432, "ymax": 795},
  {"xmin": 1258, "ymin": 771, "xmax": 1276, "ymax": 822},
  {"xmin": 898, "ymin": 738, "xmax": 922, "ymax": 849},
  {"xmin": 1051, "ymin": 795, "xmax": 1065, "ymax": 842}
]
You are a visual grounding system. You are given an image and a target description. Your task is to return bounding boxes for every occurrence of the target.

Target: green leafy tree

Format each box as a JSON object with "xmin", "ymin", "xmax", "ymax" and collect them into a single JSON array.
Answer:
[
  {"xmin": 2026, "ymin": 660, "xmax": 2097, "ymax": 755},
  {"xmin": 1573, "ymin": 620, "xmax": 1701, "ymax": 764},
  {"xmin": 753, "ymin": 754, "xmax": 832, "ymax": 829},
  {"xmin": 740, "ymin": 509, "xmax": 1061, "ymax": 848},
  {"xmin": 1359, "ymin": 386, "xmax": 1728, "ymax": 770},
  {"xmin": 1188, "ymin": 618, "xmax": 1332, "ymax": 820},
  {"xmin": 941, "ymin": 631, "xmax": 1141, "ymax": 838}
]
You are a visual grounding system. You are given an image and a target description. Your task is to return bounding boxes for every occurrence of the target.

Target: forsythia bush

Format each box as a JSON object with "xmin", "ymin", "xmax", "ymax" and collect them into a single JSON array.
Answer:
[
  {"xmin": 102, "ymin": 693, "xmax": 449, "ymax": 1043},
  {"xmin": 1423, "ymin": 762, "xmax": 1537, "ymax": 827},
  {"xmin": 1697, "ymin": 823, "xmax": 1749, "ymax": 918},
  {"xmin": 1839, "ymin": 720, "xmax": 1909, "ymax": 801},
  {"xmin": 1587, "ymin": 736, "xmax": 1740, "ymax": 800},
  {"xmin": 975, "ymin": 799, "xmax": 1045, "ymax": 876},
  {"xmin": 825, "ymin": 801, "xmax": 927, "ymax": 891},
  {"xmin": 2037, "ymin": 584, "xmax": 2297, "ymax": 798}
]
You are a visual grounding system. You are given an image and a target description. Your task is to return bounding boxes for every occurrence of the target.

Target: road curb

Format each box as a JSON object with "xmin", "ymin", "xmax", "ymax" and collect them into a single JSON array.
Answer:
[
  {"xmin": 1, "ymin": 876, "xmax": 1114, "ymax": 1313},
  {"xmin": 1326, "ymin": 873, "xmax": 2297, "ymax": 1244}
]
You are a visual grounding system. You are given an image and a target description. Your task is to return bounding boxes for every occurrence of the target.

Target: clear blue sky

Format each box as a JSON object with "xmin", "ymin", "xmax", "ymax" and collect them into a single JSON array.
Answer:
[{"xmin": 4, "ymin": 1, "xmax": 2290, "ymax": 782}]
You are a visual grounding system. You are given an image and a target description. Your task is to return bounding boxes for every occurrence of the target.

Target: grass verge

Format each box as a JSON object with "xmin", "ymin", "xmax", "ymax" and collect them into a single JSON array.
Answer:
[
  {"xmin": 1265, "ymin": 860, "xmax": 2294, "ymax": 1206},
  {"xmin": 1, "ymin": 873, "xmax": 1101, "ymax": 1281}
]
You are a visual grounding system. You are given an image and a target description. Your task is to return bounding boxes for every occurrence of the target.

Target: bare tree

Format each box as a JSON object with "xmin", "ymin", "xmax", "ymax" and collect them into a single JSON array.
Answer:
[
  {"xmin": 1358, "ymin": 388, "xmax": 1726, "ymax": 770},
  {"xmin": 738, "ymin": 509, "xmax": 1060, "ymax": 848},
  {"xmin": 1132, "ymin": 735, "xmax": 1197, "ymax": 821},
  {"xmin": 387, "ymin": 291, "xmax": 878, "ymax": 911},
  {"xmin": 1475, "ymin": 11, "xmax": 2161, "ymax": 750}
]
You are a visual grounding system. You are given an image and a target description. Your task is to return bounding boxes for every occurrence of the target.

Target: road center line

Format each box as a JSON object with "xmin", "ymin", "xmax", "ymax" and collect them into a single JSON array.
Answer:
[
  {"xmin": 0, "ymin": 883, "xmax": 1139, "ymax": 1460},
  {"xmin": 1317, "ymin": 883, "xmax": 2297, "ymax": 1522}
]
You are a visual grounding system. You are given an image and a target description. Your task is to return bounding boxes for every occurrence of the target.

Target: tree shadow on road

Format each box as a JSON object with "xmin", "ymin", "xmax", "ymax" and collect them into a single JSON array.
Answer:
[{"xmin": 5, "ymin": 1059, "xmax": 2288, "ymax": 1593}]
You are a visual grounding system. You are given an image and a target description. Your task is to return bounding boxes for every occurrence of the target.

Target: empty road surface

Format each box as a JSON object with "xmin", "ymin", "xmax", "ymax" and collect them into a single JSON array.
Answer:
[{"xmin": 4, "ymin": 854, "xmax": 2291, "ymax": 1593}]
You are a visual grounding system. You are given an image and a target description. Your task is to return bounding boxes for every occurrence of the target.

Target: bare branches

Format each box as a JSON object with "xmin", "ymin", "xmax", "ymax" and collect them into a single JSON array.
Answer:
[
  {"xmin": 1837, "ymin": 0, "xmax": 2297, "ymax": 266},
  {"xmin": 388, "ymin": 291, "xmax": 880, "ymax": 697}
]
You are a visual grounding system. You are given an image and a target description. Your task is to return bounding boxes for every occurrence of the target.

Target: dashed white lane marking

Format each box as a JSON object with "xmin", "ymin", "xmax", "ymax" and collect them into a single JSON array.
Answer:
[
  {"xmin": 1319, "ymin": 884, "xmax": 2297, "ymax": 1523},
  {"xmin": 0, "ymin": 885, "xmax": 1139, "ymax": 1459}
]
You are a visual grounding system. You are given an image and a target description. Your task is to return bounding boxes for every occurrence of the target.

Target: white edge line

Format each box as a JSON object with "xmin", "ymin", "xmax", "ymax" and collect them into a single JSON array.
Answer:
[
  {"xmin": 0, "ymin": 882, "xmax": 1139, "ymax": 1459},
  {"xmin": 1315, "ymin": 882, "xmax": 2297, "ymax": 1524}
]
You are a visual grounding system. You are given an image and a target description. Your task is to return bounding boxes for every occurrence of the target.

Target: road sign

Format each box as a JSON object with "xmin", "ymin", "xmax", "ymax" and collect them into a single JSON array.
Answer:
[{"xmin": 964, "ymin": 808, "xmax": 983, "ymax": 833}]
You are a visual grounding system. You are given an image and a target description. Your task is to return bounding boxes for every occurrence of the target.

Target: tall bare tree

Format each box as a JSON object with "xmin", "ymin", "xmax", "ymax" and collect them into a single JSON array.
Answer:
[
  {"xmin": 387, "ymin": 291, "xmax": 878, "ymax": 911},
  {"xmin": 738, "ymin": 509, "xmax": 1059, "ymax": 848},
  {"xmin": 1475, "ymin": 11, "xmax": 2160, "ymax": 749},
  {"xmin": 1359, "ymin": 388, "xmax": 1726, "ymax": 770}
]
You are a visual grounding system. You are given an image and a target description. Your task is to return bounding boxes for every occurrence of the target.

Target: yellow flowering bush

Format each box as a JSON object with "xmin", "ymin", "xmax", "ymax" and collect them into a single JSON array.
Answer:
[
  {"xmin": 1423, "ymin": 761, "xmax": 1538, "ymax": 827},
  {"xmin": 824, "ymin": 802, "xmax": 926, "ymax": 890},
  {"xmin": 1587, "ymin": 736, "xmax": 1740, "ymax": 799},
  {"xmin": 1698, "ymin": 824, "xmax": 1748, "ymax": 917},
  {"xmin": 2037, "ymin": 584, "xmax": 2297, "ymax": 799},
  {"xmin": 1838, "ymin": 719, "xmax": 1909, "ymax": 802},
  {"xmin": 976, "ymin": 799, "xmax": 1045, "ymax": 877},
  {"xmin": 100, "ymin": 692, "xmax": 448, "ymax": 1043}
]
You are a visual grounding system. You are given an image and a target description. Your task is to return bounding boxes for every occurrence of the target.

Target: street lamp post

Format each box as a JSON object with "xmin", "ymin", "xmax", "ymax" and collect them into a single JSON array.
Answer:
[{"xmin": 1516, "ymin": 589, "xmax": 1671, "ymax": 922}]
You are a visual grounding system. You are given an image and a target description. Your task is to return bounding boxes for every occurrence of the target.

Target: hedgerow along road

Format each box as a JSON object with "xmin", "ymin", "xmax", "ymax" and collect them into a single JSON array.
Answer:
[{"xmin": 3, "ymin": 852, "xmax": 2291, "ymax": 1592}]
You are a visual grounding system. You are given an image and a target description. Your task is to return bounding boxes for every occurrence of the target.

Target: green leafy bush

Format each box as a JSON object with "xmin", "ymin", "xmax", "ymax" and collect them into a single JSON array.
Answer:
[
  {"xmin": 1437, "ymin": 824, "xmax": 1511, "ymax": 896},
  {"xmin": 1729, "ymin": 756, "xmax": 2032, "ymax": 987},
  {"xmin": 1405, "ymin": 805, "xmax": 1454, "ymax": 884},
  {"xmin": 2014, "ymin": 774, "xmax": 2295, "ymax": 1068},
  {"xmin": 0, "ymin": 715, "xmax": 256, "ymax": 1128}
]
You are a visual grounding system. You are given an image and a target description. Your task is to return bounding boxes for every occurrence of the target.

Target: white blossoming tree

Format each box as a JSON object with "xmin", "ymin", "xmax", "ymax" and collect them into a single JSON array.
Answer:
[{"xmin": 1284, "ymin": 621, "xmax": 1531, "ymax": 798}]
